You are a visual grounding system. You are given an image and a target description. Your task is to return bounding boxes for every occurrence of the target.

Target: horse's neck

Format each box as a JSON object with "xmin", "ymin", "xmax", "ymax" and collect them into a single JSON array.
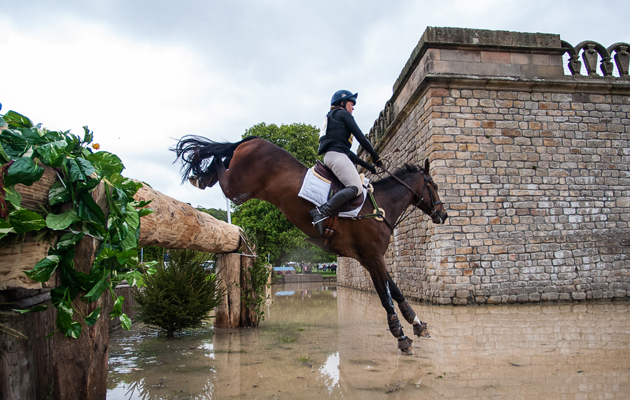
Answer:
[{"xmin": 376, "ymin": 175, "xmax": 419, "ymax": 225}]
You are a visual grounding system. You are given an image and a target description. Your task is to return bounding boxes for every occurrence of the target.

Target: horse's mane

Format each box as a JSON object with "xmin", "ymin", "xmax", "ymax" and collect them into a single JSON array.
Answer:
[{"xmin": 372, "ymin": 163, "xmax": 420, "ymax": 191}]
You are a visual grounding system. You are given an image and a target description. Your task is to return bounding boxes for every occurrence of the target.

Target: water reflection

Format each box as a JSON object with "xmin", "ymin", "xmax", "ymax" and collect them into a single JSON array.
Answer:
[{"xmin": 108, "ymin": 283, "xmax": 630, "ymax": 399}]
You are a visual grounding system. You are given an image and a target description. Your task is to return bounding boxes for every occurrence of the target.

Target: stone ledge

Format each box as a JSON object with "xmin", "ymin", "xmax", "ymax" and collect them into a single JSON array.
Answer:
[{"xmin": 393, "ymin": 27, "xmax": 564, "ymax": 99}]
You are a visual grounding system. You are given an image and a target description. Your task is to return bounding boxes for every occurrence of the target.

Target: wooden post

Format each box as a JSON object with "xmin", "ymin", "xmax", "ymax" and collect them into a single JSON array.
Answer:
[
  {"xmin": 214, "ymin": 253, "xmax": 242, "ymax": 328},
  {"xmin": 240, "ymin": 255, "xmax": 258, "ymax": 328},
  {"xmin": 50, "ymin": 182, "xmax": 110, "ymax": 400}
]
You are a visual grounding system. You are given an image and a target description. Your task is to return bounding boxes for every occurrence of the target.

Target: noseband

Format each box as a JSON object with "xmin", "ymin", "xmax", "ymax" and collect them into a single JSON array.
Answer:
[{"xmin": 382, "ymin": 167, "xmax": 443, "ymax": 228}]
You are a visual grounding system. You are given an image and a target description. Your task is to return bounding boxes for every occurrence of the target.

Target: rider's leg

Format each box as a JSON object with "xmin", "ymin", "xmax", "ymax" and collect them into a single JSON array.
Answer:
[
  {"xmin": 311, "ymin": 152, "xmax": 363, "ymax": 236},
  {"xmin": 311, "ymin": 186, "xmax": 358, "ymax": 236},
  {"xmin": 323, "ymin": 151, "xmax": 364, "ymax": 191}
]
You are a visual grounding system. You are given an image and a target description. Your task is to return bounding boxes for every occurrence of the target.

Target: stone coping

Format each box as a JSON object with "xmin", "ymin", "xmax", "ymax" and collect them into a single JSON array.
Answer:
[{"xmin": 393, "ymin": 27, "xmax": 564, "ymax": 100}]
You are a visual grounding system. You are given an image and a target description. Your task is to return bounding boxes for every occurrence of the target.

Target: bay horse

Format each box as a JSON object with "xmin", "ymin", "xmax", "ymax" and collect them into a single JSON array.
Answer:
[{"xmin": 173, "ymin": 136, "xmax": 448, "ymax": 354}]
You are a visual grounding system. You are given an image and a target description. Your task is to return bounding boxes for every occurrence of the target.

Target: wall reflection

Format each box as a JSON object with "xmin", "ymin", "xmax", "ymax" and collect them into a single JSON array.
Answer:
[{"xmin": 108, "ymin": 283, "xmax": 630, "ymax": 400}]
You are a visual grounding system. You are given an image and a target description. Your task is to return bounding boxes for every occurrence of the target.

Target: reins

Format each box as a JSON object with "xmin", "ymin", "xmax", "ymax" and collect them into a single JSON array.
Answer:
[{"xmin": 360, "ymin": 162, "xmax": 443, "ymax": 230}]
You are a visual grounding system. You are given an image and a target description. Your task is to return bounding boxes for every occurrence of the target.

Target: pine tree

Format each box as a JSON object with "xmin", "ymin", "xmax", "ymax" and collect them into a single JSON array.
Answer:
[{"xmin": 133, "ymin": 249, "xmax": 223, "ymax": 336}]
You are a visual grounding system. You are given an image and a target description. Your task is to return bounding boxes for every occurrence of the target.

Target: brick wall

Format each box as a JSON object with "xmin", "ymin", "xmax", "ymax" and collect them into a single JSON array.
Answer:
[{"xmin": 338, "ymin": 27, "xmax": 630, "ymax": 305}]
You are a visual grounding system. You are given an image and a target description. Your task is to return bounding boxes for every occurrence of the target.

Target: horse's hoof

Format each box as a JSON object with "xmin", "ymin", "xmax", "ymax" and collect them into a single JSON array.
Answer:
[
  {"xmin": 400, "ymin": 347, "xmax": 414, "ymax": 355},
  {"xmin": 413, "ymin": 322, "xmax": 430, "ymax": 338},
  {"xmin": 397, "ymin": 336, "xmax": 413, "ymax": 355}
]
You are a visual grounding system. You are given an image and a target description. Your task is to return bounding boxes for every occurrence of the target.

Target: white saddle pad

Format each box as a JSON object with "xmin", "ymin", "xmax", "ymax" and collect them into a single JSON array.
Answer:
[{"xmin": 297, "ymin": 168, "xmax": 368, "ymax": 218}]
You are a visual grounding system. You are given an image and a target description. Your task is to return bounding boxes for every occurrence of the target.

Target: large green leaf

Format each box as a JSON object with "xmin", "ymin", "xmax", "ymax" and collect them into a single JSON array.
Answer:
[
  {"xmin": 9, "ymin": 209, "xmax": 46, "ymax": 233},
  {"xmin": 110, "ymin": 295, "xmax": 124, "ymax": 318},
  {"xmin": 4, "ymin": 186, "xmax": 22, "ymax": 208},
  {"xmin": 124, "ymin": 203, "xmax": 140, "ymax": 229},
  {"xmin": 57, "ymin": 303, "xmax": 82, "ymax": 338},
  {"xmin": 53, "ymin": 232, "xmax": 85, "ymax": 252},
  {"xmin": 87, "ymin": 151, "xmax": 124, "ymax": 177},
  {"xmin": 66, "ymin": 158, "xmax": 87, "ymax": 182},
  {"xmin": 4, "ymin": 157, "xmax": 44, "ymax": 186},
  {"xmin": 48, "ymin": 181, "xmax": 70, "ymax": 205},
  {"xmin": 0, "ymin": 141, "xmax": 10, "ymax": 163},
  {"xmin": 3, "ymin": 111, "xmax": 33, "ymax": 128},
  {"xmin": 0, "ymin": 219, "xmax": 15, "ymax": 240},
  {"xmin": 35, "ymin": 139, "xmax": 67, "ymax": 167},
  {"xmin": 13, "ymin": 305, "xmax": 48, "ymax": 314},
  {"xmin": 46, "ymin": 209, "xmax": 81, "ymax": 230},
  {"xmin": 23, "ymin": 255, "xmax": 61, "ymax": 282},
  {"xmin": 19, "ymin": 127, "xmax": 43, "ymax": 145},
  {"xmin": 75, "ymin": 157, "xmax": 96, "ymax": 177},
  {"xmin": 75, "ymin": 177, "xmax": 100, "ymax": 193},
  {"xmin": 84, "ymin": 307, "xmax": 101, "ymax": 326},
  {"xmin": 120, "ymin": 313, "xmax": 132, "ymax": 330},
  {"xmin": 0, "ymin": 129, "xmax": 29, "ymax": 157},
  {"xmin": 77, "ymin": 192, "xmax": 106, "ymax": 225},
  {"xmin": 81, "ymin": 268, "xmax": 110, "ymax": 302}
]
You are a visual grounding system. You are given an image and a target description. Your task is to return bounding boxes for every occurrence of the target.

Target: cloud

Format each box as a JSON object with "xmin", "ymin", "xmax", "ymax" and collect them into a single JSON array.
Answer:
[{"xmin": 2, "ymin": 0, "xmax": 629, "ymax": 211}]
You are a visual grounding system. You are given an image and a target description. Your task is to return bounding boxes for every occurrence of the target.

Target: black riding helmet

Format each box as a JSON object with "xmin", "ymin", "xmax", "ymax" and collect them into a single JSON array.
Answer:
[{"xmin": 331, "ymin": 90, "xmax": 358, "ymax": 106}]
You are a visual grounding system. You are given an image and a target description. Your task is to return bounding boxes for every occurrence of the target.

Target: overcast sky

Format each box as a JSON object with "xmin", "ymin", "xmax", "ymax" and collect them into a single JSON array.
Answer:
[{"xmin": 2, "ymin": 0, "xmax": 628, "ymax": 210}]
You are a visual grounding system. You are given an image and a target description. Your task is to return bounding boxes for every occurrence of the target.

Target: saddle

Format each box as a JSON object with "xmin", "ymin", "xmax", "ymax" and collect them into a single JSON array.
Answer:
[{"xmin": 312, "ymin": 161, "xmax": 365, "ymax": 212}]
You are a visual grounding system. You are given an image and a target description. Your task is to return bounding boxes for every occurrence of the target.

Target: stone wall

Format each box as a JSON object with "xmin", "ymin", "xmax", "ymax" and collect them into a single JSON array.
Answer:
[{"xmin": 338, "ymin": 27, "xmax": 630, "ymax": 305}]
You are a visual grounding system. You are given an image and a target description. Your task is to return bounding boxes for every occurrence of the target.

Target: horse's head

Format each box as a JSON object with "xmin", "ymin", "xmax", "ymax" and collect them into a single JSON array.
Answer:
[{"xmin": 413, "ymin": 159, "xmax": 448, "ymax": 224}]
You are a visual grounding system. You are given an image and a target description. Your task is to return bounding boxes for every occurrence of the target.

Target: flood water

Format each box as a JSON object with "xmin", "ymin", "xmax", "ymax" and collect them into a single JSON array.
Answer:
[{"xmin": 107, "ymin": 283, "xmax": 630, "ymax": 399}]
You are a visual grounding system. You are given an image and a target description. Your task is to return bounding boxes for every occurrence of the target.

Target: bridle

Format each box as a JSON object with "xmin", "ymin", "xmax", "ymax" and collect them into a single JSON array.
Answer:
[{"xmin": 381, "ymin": 166, "xmax": 444, "ymax": 229}]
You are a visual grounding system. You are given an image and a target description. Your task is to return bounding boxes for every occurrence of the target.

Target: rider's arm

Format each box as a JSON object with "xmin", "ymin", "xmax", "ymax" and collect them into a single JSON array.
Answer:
[{"xmin": 340, "ymin": 111, "xmax": 379, "ymax": 162}]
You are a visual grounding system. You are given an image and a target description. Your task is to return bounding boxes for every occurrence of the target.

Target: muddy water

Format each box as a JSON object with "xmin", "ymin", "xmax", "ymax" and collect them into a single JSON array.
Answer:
[{"xmin": 107, "ymin": 283, "xmax": 630, "ymax": 399}]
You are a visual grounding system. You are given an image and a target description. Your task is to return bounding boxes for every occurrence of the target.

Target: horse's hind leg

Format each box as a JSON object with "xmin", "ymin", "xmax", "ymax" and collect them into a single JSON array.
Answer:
[
  {"xmin": 365, "ymin": 261, "xmax": 414, "ymax": 355},
  {"xmin": 386, "ymin": 274, "xmax": 430, "ymax": 338}
]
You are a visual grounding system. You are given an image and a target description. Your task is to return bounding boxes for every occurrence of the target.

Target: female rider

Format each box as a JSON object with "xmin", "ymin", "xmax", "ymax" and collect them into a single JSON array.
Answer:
[{"xmin": 311, "ymin": 90, "xmax": 382, "ymax": 236}]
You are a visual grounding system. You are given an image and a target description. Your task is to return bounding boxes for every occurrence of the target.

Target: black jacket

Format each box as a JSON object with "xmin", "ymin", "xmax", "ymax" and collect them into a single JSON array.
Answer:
[{"xmin": 318, "ymin": 108, "xmax": 378, "ymax": 169}]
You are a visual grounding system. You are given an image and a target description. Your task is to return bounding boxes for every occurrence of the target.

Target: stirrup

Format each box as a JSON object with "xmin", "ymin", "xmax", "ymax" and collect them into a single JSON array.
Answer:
[{"xmin": 310, "ymin": 208, "xmax": 329, "ymax": 225}]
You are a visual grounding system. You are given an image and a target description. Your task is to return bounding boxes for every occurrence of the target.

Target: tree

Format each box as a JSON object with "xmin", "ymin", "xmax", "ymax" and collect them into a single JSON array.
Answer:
[
  {"xmin": 133, "ymin": 249, "xmax": 223, "ymax": 336},
  {"xmin": 231, "ymin": 123, "xmax": 337, "ymax": 266},
  {"xmin": 196, "ymin": 207, "xmax": 228, "ymax": 222}
]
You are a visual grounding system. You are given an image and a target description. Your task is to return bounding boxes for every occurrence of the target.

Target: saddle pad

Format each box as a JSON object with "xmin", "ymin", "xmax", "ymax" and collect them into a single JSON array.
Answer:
[{"xmin": 298, "ymin": 167, "xmax": 368, "ymax": 219}]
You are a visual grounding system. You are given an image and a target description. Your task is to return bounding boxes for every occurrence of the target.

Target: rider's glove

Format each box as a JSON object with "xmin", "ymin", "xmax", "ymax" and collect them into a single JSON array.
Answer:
[
  {"xmin": 367, "ymin": 164, "xmax": 377, "ymax": 174},
  {"xmin": 374, "ymin": 158, "xmax": 383, "ymax": 168}
]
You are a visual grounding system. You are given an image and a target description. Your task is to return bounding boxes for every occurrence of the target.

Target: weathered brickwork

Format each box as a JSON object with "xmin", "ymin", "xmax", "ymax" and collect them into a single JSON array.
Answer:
[{"xmin": 338, "ymin": 27, "xmax": 630, "ymax": 305}]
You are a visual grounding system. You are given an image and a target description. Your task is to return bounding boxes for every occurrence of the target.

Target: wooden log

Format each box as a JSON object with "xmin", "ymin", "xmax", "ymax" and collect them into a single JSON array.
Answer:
[
  {"xmin": 215, "ymin": 253, "xmax": 242, "ymax": 328},
  {"xmin": 0, "ymin": 166, "xmax": 57, "ymax": 290},
  {"xmin": 134, "ymin": 184, "xmax": 241, "ymax": 253}
]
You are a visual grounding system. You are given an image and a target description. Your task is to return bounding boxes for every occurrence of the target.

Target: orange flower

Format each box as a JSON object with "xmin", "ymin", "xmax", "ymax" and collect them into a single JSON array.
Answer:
[{"xmin": 92, "ymin": 143, "xmax": 100, "ymax": 150}]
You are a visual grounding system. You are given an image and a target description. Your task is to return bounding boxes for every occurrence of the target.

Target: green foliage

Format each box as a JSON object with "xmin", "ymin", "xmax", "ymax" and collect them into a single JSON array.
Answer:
[
  {"xmin": 196, "ymin": 206, "xmax": 228, "ymax": 222},
  {"xmin": 0, "ymin": 110, "xmax": 152, "ymax": 338},
  {"xmin": 231, "ymin": 122, "xmax": 336, "ymax": 266},
  {"xmin": 133, "ymin": 249, "xmax": 223, "ymax": 336}
]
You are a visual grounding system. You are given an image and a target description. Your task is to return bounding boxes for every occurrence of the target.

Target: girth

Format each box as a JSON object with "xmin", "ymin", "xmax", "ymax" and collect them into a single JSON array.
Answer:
[{"xmin": 313, "ymin": 161, "xmax": 365, "ymax": 212}]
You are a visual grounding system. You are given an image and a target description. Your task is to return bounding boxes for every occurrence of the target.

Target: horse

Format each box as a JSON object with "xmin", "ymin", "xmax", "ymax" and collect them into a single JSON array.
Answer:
[{"xmin": 172, "ymin": 135, "xmax": 448, "ymax": 355}]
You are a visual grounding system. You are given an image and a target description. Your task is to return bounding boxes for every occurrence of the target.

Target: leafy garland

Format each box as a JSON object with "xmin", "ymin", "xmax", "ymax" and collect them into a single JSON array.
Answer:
[{"xmin": 0, "ymin": 110, "xmax": 152, "ymax": 338}]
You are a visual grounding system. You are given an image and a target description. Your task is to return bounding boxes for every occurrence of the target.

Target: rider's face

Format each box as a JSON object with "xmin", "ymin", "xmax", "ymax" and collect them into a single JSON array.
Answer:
[{"xmin": 345, "ymin": 101, "xmax": 355, "ymax": 114}]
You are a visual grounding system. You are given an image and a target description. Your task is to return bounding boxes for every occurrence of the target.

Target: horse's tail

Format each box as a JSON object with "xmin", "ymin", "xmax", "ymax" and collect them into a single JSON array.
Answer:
[{"xmin": 171, "ymin": 135, "xmax": 258, "ymax": 187}]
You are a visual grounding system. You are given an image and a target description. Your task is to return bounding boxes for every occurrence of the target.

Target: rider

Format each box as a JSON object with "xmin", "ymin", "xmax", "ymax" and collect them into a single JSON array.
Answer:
[{"xmin": 310, "ymin": 90, "xmax": 382, "ymax": 236}]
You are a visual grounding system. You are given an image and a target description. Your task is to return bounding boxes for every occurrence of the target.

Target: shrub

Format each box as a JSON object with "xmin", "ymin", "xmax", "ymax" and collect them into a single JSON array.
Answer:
[{"xmin": 133, "ymin": 249, "xmax": 223, "ymax": 336}]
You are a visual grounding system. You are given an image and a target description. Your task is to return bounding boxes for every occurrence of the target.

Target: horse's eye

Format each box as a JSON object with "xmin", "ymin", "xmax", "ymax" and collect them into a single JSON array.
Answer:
[{"xmin": 434, "ymin": 183, "xmax": 439, "ymax": 190}]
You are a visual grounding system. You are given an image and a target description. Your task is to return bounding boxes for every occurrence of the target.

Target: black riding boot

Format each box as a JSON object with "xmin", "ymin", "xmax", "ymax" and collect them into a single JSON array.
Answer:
[{"xmin": 310, "ymin": 186, "xmax": 358, "ymax": 236}]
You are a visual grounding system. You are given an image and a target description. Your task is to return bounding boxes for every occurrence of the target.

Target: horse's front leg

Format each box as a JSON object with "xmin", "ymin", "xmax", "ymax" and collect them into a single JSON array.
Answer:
[
  {"xmin": 386, "ymin": 274, "xmax": 430, "ymax": 338},
  {"xmin": 366, "ymin": 266, "xmax": 414, "ymax": 355}
]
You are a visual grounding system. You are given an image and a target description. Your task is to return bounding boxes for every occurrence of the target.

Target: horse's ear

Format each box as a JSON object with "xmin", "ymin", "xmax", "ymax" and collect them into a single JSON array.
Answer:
[{"xmin": 424, "ymin": 158, "xmax": 430, "ymax": 173}]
